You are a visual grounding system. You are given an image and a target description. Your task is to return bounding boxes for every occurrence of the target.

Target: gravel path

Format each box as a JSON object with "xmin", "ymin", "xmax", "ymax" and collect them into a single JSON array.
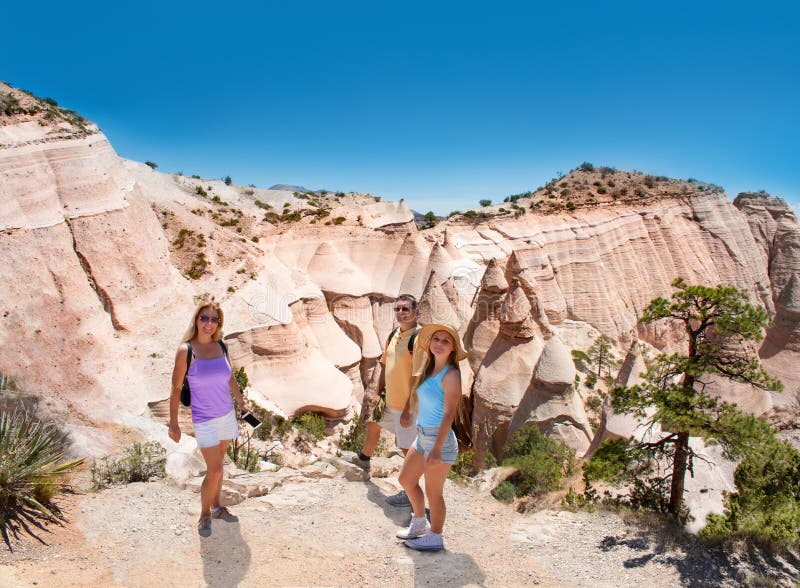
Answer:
[{"xmin": 1, "ymin": 464, "xmax": 797, "ymax": 587}]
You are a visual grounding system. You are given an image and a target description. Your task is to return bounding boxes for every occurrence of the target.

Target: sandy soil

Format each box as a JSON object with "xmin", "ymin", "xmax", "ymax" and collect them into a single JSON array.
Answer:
[{"xmin": 1, "ymin": 462, "xmax": 797, "ymax": 588}]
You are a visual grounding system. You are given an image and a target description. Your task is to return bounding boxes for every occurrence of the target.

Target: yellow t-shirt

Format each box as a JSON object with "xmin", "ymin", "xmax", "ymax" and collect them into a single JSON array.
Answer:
[{"xmin": 381, "ymin": 326, "xmax": 420, "ymax": 410}]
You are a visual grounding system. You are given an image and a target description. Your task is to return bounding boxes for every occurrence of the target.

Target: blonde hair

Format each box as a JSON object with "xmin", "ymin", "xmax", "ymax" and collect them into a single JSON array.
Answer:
[
  {"xmin": 182, "ymin": 301, "xmax": 224, "ymax": 343},
  {"xmin": 408, "ymin": 330, "xmax": 460, "ymax": 414}
]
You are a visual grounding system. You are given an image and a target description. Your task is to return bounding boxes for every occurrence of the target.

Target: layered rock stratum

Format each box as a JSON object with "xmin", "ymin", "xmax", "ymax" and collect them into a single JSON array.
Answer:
[{"xmin": 1, "ymin": 81, "xmax": 799, "ymax": 509}]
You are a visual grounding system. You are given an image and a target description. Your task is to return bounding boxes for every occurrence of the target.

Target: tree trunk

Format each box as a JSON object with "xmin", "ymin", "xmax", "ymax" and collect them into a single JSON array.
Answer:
[{"xmin": 669, "ymin": 431, "xmax": 690, "ymax": 517}]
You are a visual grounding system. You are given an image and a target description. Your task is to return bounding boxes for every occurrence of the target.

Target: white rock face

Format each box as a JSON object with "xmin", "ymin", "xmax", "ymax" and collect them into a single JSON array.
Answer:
[
  {"xmin": 1, "ymin": 86, "xmax": 798, "ymax": 517},
  {"xmin": 506, "ymin": 336, "xmax": 592, "ymax": 455}
]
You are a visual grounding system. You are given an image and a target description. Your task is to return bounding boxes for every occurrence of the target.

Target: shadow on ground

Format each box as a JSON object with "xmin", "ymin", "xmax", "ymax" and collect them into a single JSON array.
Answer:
[
  {"xmin": 200, "ymin": 518, "xmax": 251, "ymax": 587},
  {"xmin": 599, "ymin": 517, "xmax": 800, "ymax": 587}
]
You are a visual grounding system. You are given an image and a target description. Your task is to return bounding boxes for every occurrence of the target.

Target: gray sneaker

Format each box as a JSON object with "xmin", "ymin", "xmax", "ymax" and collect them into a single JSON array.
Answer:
[
  {"xmin": 405, "ymin": 531, "xmax": 444, "ymax": 551},
  {"xmin": 385, "ymin": 490, "xmax": 412, "ymax": 507},
  {"xmin": 351, "ymin": 454, "xmax": 371, "ymax": 471}
]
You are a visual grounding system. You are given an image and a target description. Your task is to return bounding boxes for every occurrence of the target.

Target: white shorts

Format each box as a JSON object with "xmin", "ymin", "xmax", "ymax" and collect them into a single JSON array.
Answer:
[
  {"xmin": 193, "ymin": 409, "xmax": 238, "ymax": 449},
  {"xmin": 377, "ymin": 407, "xmax": 417, "ymax": 450}
]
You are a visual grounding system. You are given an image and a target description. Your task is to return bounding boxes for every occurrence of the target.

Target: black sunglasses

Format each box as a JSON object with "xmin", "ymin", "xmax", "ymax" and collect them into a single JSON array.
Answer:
[
  {"xmin": 394, "ymin": 306, "xmax": 413, "ymax": 312},
  {"xmin": 199, "ymin": 315, "xmax": 220, "ymax": 324}
]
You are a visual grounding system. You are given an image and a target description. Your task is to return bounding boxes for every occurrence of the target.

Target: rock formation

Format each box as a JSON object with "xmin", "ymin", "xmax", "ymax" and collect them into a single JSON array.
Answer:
[{"xmin": 1, "ymin": 81, "xmax": 799, "ymax": 474}]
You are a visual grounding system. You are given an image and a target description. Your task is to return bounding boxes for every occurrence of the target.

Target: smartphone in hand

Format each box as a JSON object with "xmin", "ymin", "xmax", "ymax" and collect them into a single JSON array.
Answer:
[{"xmin": 241, "ymin": 412, "xmax": 262, "ymax": 431}]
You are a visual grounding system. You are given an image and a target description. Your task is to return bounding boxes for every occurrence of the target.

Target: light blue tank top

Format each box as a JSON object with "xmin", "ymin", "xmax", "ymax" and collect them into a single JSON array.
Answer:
[{"xmin": 416, "ymin": 365, "xmax": 452, "ymax": 427}]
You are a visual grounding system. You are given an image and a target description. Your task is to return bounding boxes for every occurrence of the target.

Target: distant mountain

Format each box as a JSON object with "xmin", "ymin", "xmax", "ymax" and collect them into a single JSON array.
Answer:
[{"xmin": 268, "ymin": 184, "xmax": 313, "ymax": 193}]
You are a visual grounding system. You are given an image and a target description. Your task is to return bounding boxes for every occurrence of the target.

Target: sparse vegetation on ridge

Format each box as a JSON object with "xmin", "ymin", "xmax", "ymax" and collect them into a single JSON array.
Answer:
[{"xmin": 90, "ymin": 441, "xmax": 166, "ymax": 489}]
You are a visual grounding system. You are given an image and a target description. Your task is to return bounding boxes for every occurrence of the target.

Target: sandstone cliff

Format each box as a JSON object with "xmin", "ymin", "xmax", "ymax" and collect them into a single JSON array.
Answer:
[{"xmin": 1, "ymin": 81, "xmax": 798, "ymax": 471}]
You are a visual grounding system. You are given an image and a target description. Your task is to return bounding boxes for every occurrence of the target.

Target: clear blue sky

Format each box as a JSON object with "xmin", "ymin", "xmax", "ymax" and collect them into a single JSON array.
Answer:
[{"xmin": 4, "ymin": 1, "xmax": 798, "ymax": 215}]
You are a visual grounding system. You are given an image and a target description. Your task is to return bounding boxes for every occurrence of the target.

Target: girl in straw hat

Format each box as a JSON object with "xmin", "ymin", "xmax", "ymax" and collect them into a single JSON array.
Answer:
[{"xmin": 396, "ymin": 323, "xmax": 467, "ymax": 552}]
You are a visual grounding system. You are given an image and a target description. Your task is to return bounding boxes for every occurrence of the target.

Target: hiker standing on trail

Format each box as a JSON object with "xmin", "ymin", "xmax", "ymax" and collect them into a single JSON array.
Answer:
[
  {"xmin": 168, "ymin": 301, "xmax": 250, "ymax": 535},
  {"xmin": 396, "ymin": 323, "xmax": 466, "ymax": 552},
  {"xmin": 351, "ymin": 294, "xmax": 421, "ymax": 507}
]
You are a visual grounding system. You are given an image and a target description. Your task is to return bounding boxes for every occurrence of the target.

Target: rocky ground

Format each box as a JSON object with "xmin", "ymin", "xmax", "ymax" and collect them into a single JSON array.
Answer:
[{"xmin": 1, "ymin": 452, "xmax": 798, "ymax": 588}]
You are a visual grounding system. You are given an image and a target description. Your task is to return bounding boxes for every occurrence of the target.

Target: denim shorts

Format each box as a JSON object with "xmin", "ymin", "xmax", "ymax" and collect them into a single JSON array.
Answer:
[
  {"xmin": 412, "ymin": 426, "xmax": 458, "ymax": 464},
  {"xmin": 193, "ymin": 409, "xmax": 238, "ymax": 448}
]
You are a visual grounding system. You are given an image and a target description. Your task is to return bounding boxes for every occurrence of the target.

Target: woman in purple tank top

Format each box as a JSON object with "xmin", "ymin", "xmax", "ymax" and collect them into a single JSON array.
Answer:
[{"xmin": 168, "ymin": 301, "xmax": 250, "ymax": 535}]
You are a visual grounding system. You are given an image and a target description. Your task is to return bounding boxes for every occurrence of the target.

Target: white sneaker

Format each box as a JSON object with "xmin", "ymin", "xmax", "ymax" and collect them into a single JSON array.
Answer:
[
  {"xmin": 405, "ymin": 531, "xmax": 444, "ymax": 551},
  {"xmin": 396, "ymin": 517, "xmax": 430, "ymax": 539}
]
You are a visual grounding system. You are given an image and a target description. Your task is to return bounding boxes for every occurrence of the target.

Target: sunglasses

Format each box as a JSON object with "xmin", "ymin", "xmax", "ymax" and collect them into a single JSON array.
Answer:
[
  {"xmin": 199, "ymin": 315, "xmax": 220, "ymax": 324},
  {"xmin": 394, "ymin": 306, "xmax": 413, "ymax": 313}
]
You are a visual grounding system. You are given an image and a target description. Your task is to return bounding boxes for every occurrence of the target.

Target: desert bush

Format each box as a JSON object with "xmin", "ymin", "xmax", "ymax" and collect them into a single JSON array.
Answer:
[
  {"xmin": 492, "ymin": 481, "xmax": 516, "ymax": 502},
  {"xmin": 187, "ymin": 252, "xmax": 207, "ymax": 279},
  {"xmin": 479, "ymin": 199, "xmax": 492, "ymax": 207},
  {"xmin": 0, "ymin": 410, "xmax": 84, "ymax": 548},
  {"xmin": 145, "ymin": 161, "xmax": 158, "ymax": 170},
  {"xmin": 195, "ymin": 186, "xmax": 208, "ymax": 197},
  {"xmin": 295, "ymin": 413, "xmax": 326, "ymax": 441},
  {"xmin": 502, "ymin": 425, "xmax": 576, "ymax": 498},
  {"xmin": 339, "ymin": 413, "xmax": 367, "ymax": 453},
  {"xmin": 191, "ymin": 174, "xmax": 201, "ymax": 179},
  {"xmin": 333, "ymin": 216, "xmax": 346, "ymax": 225},
  {"xmin": 223, "ymin": 176, "xmax": 232, "ymax": 186},
  {"xmin": 90, "ymin": 441, "xmax": 165, "ymax": 489},
  {"xmin": 700, "ymin": 431, "xmax": 800, "ymax": 546},
  {"xmin": 579, "ymin": 162, "xmax": 594, "ymax": 172},
  {"xmin": 566, "ymin": 201, "xmax": 576, "ymax": 210},
  {"xmin": 227, "ymin": 438, "xmax": 260, "ymax": 472},
  {"xmin": 463, "ymin": 210, "xmax": 477, "ymax": 218}
]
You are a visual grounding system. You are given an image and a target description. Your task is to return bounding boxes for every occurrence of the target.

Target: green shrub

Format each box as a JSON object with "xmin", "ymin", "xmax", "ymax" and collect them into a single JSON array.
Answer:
[
  {"xmin": 479, "ymin": 199, "xmax": 492, "ymax": 207},
  {"xmin": 492, "ymin": 481, "xmax": 516, "ymax": 502},
  {"xmin": 187, "ymin": 252, "xmax": 207, "ymax": 279},
  {"xmin": 502, "ymin": 424, "xmax": 576, "ymax": 498},
  {"xmin": 295, "ymin": 413, "xmax": 326, "ymax": 441},
  {"xmin": 463, "ymin": 210, "xmax": 477, "ymax": 218},
  {"xmin": 579, "ymin": 162, "xmax": 594, "ymax": 172},
  {"xmin": 191, "ymin": 174, "xmax": 201, "ymax": 179},
  {"xmin": 145, "ymin": 161, "xmax": 158, "ymax": 170},
  {"xmin": 700, "ymin": 435, "xmax": 800, "ymax": 546},
  {"xmin": 195, "ymin": 186, "xmax": 208, "ymax": 197},
  {"xmin": 449, "ymin": 449, "xmax": 477, "ymax": 478},
  {"xmin": 227, "ymin": 439, "xmax": 260, "ymax": 472},
  {"xmin": 90, "ymin": 441, "xmax": 165, "ymax": 489},
  {"xmin": 0, "ymin": 410, "xmax": 84, "ymax": 548},
  {"xmin": 224, "ymin": 176, "xmax": 232, "ymax": 186},
  {"xmin": 566, "ymin": 201, "xmax": 576, "ymax": 210},
  {"xmin": 339, "ymin": 413, "xmax": 367, "ymax": 453},
  {"xmin": 333, "ymin": 216, "xmax": 346, "ymax": 225},
  {"xmin": 234, "ymin": 367, "xmax": 249, "ymax": 392}
]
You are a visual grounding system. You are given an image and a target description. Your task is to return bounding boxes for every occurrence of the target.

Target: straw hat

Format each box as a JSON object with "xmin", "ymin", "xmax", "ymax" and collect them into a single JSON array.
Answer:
[{"xmin": 415, "ymin": 323, "xmax": 468, "ymax": 363}]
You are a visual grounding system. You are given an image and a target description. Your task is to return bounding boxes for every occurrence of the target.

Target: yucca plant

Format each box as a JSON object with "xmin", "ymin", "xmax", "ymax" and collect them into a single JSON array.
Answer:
[{"xmin": 0, "ymin": 410, "xmax": 84, "ymax": 549}]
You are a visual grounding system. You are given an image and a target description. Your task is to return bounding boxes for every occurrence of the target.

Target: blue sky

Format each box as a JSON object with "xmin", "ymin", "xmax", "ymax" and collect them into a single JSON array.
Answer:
[{"xmin": 4, "ymin": 1, "xmax": 798, "ymax": 215}]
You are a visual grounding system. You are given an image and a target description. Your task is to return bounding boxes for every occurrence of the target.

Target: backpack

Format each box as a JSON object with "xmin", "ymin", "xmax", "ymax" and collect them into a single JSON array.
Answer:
[
  {"xmin": 385, "ymin": 327, "xmax": 418, "ymax": 354},
  {"xmin": 180, "ymin": 340, "xmax": 229, "ymax": 407}
]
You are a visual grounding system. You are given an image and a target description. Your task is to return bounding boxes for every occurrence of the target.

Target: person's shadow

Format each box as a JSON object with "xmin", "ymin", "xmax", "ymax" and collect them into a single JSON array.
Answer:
[
  {"xmin": 199, "ymin": 515, "xmax": 251, "ymax": 587},
  {"xmin": 406, "ymin": 549, "xmax": 487, "ymax": 588},
  {"xmin": 364, "ymin": 478, "xmax": 415, "ymax": 526}
]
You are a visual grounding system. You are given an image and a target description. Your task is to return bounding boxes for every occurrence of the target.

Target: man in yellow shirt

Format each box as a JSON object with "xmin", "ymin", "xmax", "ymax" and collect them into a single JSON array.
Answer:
[{"xmin": 352, "ymin": 294, "xmax": 421, "ymax": 506}]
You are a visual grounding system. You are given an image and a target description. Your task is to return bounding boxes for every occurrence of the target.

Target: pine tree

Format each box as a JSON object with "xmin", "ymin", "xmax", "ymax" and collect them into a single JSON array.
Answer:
[
  {"xmin": 586, "ymin": 335, "xmax": 617, "ymax": 378},
  {"xmin": 611, "ymin": 278, "xmax": 783, "ymax": 518}
]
